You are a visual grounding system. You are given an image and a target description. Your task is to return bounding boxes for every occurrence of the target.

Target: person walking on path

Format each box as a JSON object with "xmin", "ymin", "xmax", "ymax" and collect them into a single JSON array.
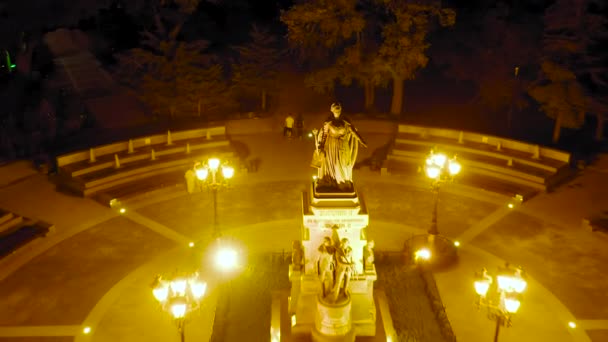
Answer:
[{"xmin": 284, "ymin": 114, "xmax": 295, "ymax": 138}]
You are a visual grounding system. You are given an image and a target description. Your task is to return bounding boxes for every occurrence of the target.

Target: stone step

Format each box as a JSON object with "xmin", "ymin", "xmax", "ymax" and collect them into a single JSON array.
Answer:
[
  {"xmin": 0, "ymin": 216, "xmax": 24, "ymax": 236},
  {"xmin": 0, "ymin": 211, "xmax": 14, "ymax": 225}
]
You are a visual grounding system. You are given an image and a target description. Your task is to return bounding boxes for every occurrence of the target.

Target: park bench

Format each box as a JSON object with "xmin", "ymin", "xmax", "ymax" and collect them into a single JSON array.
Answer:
[
  {"xmin": 0, "ymin": 209, "xmax": 55, "ymax": 259},
  {"xmin": 385, "ymin": 125, "xmax": 572, "ymax": 199},
  {"xmin": 56, "ymin": 126, "xmax": 236, "ymax": 197}
]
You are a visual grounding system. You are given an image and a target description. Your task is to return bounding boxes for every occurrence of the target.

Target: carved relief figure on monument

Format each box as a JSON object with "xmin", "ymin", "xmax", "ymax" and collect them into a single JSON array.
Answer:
[
  {"xmin": 317, "ymin": 236, "xmax": 335, "ymax": 297},
  {"xmin": 311, "ymin": 103, "xmax": 367, "ymax": 192},
  {"xmin": 331, "ymin": 238, "xmax": 356, "ymax": 303},
  {"xmin": 363, "ymin": 240, "xmax": 375, "ymax": 271},
  {"xmin": 292, "ymin": 240, "xmax": 304, "ymax": 272}
]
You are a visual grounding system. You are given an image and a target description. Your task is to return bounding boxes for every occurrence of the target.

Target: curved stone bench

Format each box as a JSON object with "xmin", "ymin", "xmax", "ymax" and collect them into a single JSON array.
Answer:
[
  {"xmin": 56, "ymin": 126, "xmax": 236, "ymax": 197},
  {"xmin": 385, "ymin": 124, "xmax": 572, "ymax": 198},
  {"xmin": 0, "ymin": 209, "xmax": 54, "ymax": 259}
]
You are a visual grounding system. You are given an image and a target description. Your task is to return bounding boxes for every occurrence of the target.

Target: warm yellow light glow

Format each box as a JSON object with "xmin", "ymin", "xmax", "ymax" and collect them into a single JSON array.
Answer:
[
  {"xmin": 312, "ymin": 175, "xmax": 318, "ymax": 180},
  {"xmin": 454, "ymin": 241, "xmax": 460, "ymax": 247},
  {"xmin": 190, "ymin": 280, "xmax": 207, "ymax": 299},
  {"xmin": 291, "ymin": 314, "xmax": 297, "ymax": 327},
  {"xmin": 448, "ymin": 160, "xmax": 461, "ymax": 175},
  {"xmin": 215, "ymin": 247, "xmax": 238, "ymax": 271},
  {"xmin": 153, "ymin": 284, "xmax": 169, "ymax": 303},
  {"xmin": 474, "ymin": 279, "xmax": 491, "ymax": 297},
  {"xmin": 83, "ymin": 326, "xmax": 91, "ymax": 334},
  {"xmin": 170, "ymin": 302, "xmax": 187, "ymax": 319},
  {"xmin": 170, "ymin": 279, "xmax": 187, "ymax": 296},
  {"xmin": 432, "ymin": 153, "xmax": 447, "ymax": 166},
  {"xmin": 426, "ymin": 165, "xmax": 441, "ymax": 179},
  {"xmin": 508, "ymin": 203, "xmax": 514, "ymax": 209},
  {"xmin": 497, "ymin": 275, "xmax": 511, "ymax": 292},
  {"xmin": 504, "ymin": 296, "xmax": 521, "ymax": 313},
  {"xmin": 568, "ymin": 321, "xmax": 576, "ymax": 328},
  {"xmin": 119, "ymin": 208, "xmax": 126, "ymax": 214},
  {"xmin": 271, "ymin": 327, "xmax": 281, "ymax": 342},
  {"xmin": 196, "ymin": 167, "xmax": 208, "ymax": 181},
  {"xmin": 512, "ymin": 277, "xmax": 527, "ymax": 293},
  {"xmin": 189, "ymin": 242, "xmax": 195, "ymax": 248},
  {"xmin": 497, "ymin": 273, "xmax": 527, "ymax": 293},
  {"xmin": 474, "ymin": 269, "xmax": 492, "ymax": 297},
  {"xmin": 208, "ymin": 158, "xmax": 220, "ymax": 171},
  {"xmin": 222, "ymin": 166, "xmax": 235, "ymax": 179},
  {"xmin": 414, "ymin": 248, "xmax": 431, "ymax": 261}
]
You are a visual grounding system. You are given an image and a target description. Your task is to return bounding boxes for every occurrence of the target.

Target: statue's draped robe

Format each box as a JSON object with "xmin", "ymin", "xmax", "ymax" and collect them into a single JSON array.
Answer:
[{"xmin": 317, "ymin": 119, "xmax": 359, "ymax": 186}]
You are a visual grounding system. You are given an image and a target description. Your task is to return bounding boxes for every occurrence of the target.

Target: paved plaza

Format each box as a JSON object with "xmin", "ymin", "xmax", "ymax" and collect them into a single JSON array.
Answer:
[{"xmin": 0, "ymin": 132, "xmax": 607, "ymax": 342}]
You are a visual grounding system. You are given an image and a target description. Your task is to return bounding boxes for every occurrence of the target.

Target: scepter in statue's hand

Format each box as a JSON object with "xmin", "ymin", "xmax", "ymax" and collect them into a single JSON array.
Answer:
[{"xmin": 310, "ymin": 128, "xmax": 324, "ymax": 169}]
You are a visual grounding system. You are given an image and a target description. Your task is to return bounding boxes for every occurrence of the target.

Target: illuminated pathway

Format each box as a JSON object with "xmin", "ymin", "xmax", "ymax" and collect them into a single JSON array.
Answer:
[{"xmin": 0, "ymin": 133, "xmax": 607, "ymax": 342}]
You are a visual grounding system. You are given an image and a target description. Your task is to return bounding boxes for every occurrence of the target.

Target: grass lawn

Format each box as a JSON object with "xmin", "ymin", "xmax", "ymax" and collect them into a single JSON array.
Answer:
[
  {"xmin": 210, "ymin": 254, "xmax": 290, "ymax": 342},
  {"xmin": 375, "ymin": 260, "xmax": 450, "ymax": 342}
]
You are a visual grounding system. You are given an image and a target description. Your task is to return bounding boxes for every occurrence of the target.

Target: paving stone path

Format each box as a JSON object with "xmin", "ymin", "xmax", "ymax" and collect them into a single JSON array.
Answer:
[{"xmin": 0, "ymin": 133, "xmax": 607, "ymax": 342}]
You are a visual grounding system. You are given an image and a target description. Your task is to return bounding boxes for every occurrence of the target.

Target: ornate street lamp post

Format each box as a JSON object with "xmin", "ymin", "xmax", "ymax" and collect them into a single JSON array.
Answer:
[
  {"xmin": 474, "ymin": 263, "xmax": 527, "ymax": 342},
  {"xmin": 195, "ymin": 158, "xmax": 234, "ymax": 237},
  {"xmin": 152, "ymin": 272, "xmax": 207, "ymax": 342},
  {"xmin": 423, "ymin": 149, "xmax": 461, "ymax": 241}
]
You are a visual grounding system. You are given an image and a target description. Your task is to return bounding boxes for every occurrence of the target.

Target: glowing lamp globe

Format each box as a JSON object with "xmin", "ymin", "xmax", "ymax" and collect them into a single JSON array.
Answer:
[
  {"xmin": 190, "ymin": 280, "xmax": 207, "ymax": 299},
  {"xmin": 474, "ymin": 279, "xmax": 491, "ymax": 297},
  {"xmin": 170, "ymin": 279, "xmax": 187, "ymax": 296},
  {"xmin": 222, "ymin": 166, "xmax": 235, "ymax": 179},
  {"xmin": 504, "ymin": 296, "xmax": 521, "ymax": 313},
  {"xmin": 426, "ymin": 166, "xmax": 441, "ymax": 179},
  {"xmin": 170, "ymin": 302, "xmax": 187, "ymax": 319},
  {"xmin": 432, "ymin": 153, "xmax": 447, "ymax": 166},
  {"xmin": 448, "ymin": 160, "xmax": 461, "ymax": 175},
  {"xmin": 153, "ymin": 283, "xmax": 169, "ymax": 303},
  {"xmin": 208, "ymin": 158, "xmax": 220, "ymax": 171},
  {"xmin": 196, "ymin": 168, "xmax": 208, "ymax": 181},
  {"xmin": 513, "ymin": 278, "xmax": 527, "ymax": 293}
]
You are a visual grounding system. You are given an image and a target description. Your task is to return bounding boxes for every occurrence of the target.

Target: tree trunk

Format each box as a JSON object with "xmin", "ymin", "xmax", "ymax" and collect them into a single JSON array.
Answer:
[
  {"xmin": 552, "ymin": 113, "xmax": 562, "ymax": 143},
  {"xmin": 261, "ymin": 89, "xmax": 267, "ymax": 111},
  {"xmin": 364, "ymin": 80, "xmax": 375, "ymax": 111},
  {"xmin": 596, "ymin": 115, "xmax": 605, "ymax": 141},
  {"xmin": 390, "ymin": 76, "xmax": 404, "ymax": 116}
]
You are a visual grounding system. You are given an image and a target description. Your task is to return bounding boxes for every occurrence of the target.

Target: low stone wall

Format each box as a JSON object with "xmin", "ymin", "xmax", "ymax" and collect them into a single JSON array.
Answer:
[
  {"xmin": 57, "ymin": 126, "xmax": 227, "ymax": 167},
  {"xmin": 398, "ymin": 124, "xmax": 570, "ymax": 163}
]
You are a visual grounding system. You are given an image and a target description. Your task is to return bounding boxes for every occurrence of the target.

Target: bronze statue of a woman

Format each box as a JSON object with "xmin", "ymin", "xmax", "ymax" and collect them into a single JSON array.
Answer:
[{"xmin": 312, "ymin": 103, "xmax": 367, "ymax": 191}]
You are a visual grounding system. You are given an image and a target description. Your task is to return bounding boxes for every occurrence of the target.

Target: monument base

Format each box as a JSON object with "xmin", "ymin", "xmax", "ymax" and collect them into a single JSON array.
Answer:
[
  {"xmin": 291, "ymin": 183, "xmax": 377, "ymax": 340},
  {"xmin": 312, "ymin": 327, "xmax": 356, "ymax": 342},
  {"xmin": 313, "ymin": 295, "xmax": 355, "ymax": 342}
]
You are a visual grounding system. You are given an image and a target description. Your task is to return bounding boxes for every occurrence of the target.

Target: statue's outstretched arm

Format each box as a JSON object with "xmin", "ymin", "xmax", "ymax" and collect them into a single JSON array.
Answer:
[{"xmin": 347, "ymin": 123, "xmax": 367, "ymax": 148}]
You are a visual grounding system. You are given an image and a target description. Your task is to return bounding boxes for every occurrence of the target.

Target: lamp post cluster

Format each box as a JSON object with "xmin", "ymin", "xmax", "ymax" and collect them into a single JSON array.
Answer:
[
  {"xmin": 474, "ymin": 263, "xmax": 527, "ymax": 342},
  {"xmin": 152, "ymin": 272, "xmax": 208, "ymax": 342},
  {"xmin": 423, "ymin": 149, "xmax": 461, "ymax": 239},
  {"xmin": 149, "ymin": 157, "xmax": 242, "ymax": 342},
  {"xmin": 194, "ymin": 158, "xmax": 234, "ymax": 237}
]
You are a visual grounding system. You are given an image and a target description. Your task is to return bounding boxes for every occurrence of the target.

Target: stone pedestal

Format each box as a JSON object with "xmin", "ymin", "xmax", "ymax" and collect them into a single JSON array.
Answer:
[
  {"xmin": 314, "ymin": 296, "xmax": 353, "ymax": 339},
  {"xmin": 290, "ymin": 182, "xmax": 377, "ymax": 340}
]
